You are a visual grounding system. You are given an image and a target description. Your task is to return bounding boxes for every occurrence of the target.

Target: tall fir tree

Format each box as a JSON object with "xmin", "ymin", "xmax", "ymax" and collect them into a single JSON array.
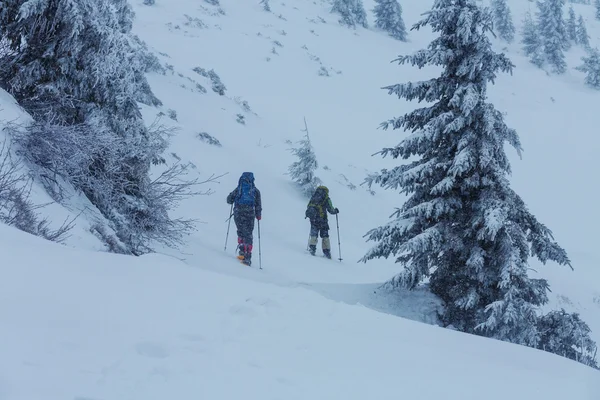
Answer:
[
  {"xmin": 332, "ymin": 0, "xmax": 368, "ymax": 28},
  {"xmin": 521, "ymin": 12, "xmax": 545, "ymax": 67},
  {"xmin": 491, "ymin": 0, "xmax": 515, "ymax": 43},
  {"xmin": 363, "ymin": 0, "xmax": 572, "ymax": 347},
  {"xmin": 288, "ymin": 129, "xmax": 322, "ymax": 197},
  {"xmin": 576, "ymin": 47, "xmax": 600, "ymax": 88},
  {"xmin": 536, "ymin": 0, "xmax": 569, "ymax": 73},
  {"xmin": 373, "ymin": 0, "xmax": 408, "ymax": 41},
  {"xmin": 576, "ymin": 15, "xmax": 590, "ymax": 48},
  {"xmin": 567, "ymin": 6, "xmax": 578, "ymax": 41},
  {"xmin": 0, "ymin": 0, "xmax": 189, "ymax": 254}
]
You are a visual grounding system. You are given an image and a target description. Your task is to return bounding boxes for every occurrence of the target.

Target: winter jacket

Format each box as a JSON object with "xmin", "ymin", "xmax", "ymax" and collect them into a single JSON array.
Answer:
[{"xmin": 227, "ymin": 172, "xmax": 262, "ymax": 219}]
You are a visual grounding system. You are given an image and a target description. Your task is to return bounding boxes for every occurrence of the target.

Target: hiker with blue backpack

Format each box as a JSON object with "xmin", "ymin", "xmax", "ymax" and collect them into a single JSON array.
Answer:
[{"xmin": 227, "ymin": 172, "xmax": 262, "ymax": 266}]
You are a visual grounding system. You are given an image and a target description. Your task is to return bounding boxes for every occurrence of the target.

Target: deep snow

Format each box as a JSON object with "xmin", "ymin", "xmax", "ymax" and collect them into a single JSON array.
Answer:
[
  {"xmin": 0, "ymin": 224, "xmax": 599, "ymax": 400},
  {"xmin": 0, "ymin": 0, "xmax": 599, "ymax": 397}
]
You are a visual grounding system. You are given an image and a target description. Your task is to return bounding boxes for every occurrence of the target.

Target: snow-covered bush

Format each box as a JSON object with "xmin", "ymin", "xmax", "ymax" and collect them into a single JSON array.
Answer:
[
  {"xmin": 192, "ymin": 67, "xmax": 227, "ymax": 95},
  {"xmin": 576, "ymin": 48, "xmax": 600, "ymax": 88},
  {"xmin": 0, "ymin": 0, "xmax": 202, "ymax": 254},
  {"xmin": 167, "ymin": 109, "xmax": 178, "ymax": 121},
  {"xmin": 373, "ymin": 0, "xmax": 407, "ymax": 41},
  {"xmin": 491, "ymin": 0, "xmax": 515, "ymax": 42},
  {"xmin": 521, "ymin": 12, "xmax": 544, "ymax": 67},
  {"xmin": 567, "ymin": 6, "xmax": 577, "ymax": 42},
  {"xmin": 331, "ymin": 0, "xmax": 368, "ymax": 28},
  {"xmin": 197, "ymin": 132, "xmax": 222, "ymax": 147},
  {"xmin": 536, "ymin": 310, "xmax": 598, "ymax": 368},
  {"xmin": 576, "ymin": 16, "xmax": 590, "ymax": 48},
  {"xmin": 287, "ymin": 128, "xmax": 321, "ymax": 197},
  {"xmin": 536, "ymin": 0, "xmax": 570, "ymax": 73},
  {"xmin": 260, "ymin": 0, "xmax": 271, "ymax": 12},
  {"xmin": 9, "ymin": 118, "xmax": 201, "ymax": 254}
]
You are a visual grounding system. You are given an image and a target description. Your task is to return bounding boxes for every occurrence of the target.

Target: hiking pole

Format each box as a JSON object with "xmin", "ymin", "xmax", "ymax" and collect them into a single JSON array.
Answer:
[
  {"xmin": 335, "ymin": 213, "xmax": 342, "ymax": 262},
  {"xmin": 224, "ymin": 203, "xmax": 233, "ymax": 251},
  {"xmin": 257, "ymin": 219, "xmax": 263, "ymax": 269}
]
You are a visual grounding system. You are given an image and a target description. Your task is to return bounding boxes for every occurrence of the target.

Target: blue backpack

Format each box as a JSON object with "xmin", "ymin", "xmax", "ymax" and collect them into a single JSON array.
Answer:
[{"xmin": 235, "ymin": 172, "xmax": 256, "ymax": 206}]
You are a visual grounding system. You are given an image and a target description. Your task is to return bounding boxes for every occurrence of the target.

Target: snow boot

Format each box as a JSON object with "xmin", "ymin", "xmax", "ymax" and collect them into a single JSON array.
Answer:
[
  {"xmin": 322, "ymin": 237, "xmax": 332, "ymax": 259},
  {"xmin": 238, "ymin": 244, "xmax": 253, "ymax": 266},
  {"xmin": 308, "ymin": 236, "xmax": 318, "ymax": 256}
]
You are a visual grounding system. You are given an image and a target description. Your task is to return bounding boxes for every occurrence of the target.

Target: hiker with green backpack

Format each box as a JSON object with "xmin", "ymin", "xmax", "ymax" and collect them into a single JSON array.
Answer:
[{"xmin": 305, "ymin": 185, "xmax": 339, "ymax": 259}]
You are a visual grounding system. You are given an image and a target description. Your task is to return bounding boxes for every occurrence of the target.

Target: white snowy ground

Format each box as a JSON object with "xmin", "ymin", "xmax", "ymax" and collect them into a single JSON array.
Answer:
[
  {"xmin": 1, "ymin": 0, "xmax": 600, "ymax": 397},
  {"xmin": 1, "ymin": 224, "xmax": 599, "ymax": 400}
]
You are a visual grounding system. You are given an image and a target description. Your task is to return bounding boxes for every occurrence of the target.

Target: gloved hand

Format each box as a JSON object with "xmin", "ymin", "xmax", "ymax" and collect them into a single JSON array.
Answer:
[
  {"xmin": 256, "ymin": 215, "xmax": 262, "ymax": 220},
  {"xmin": 334, "ymin": 208, "xmax": 339, "ymax": 214}
]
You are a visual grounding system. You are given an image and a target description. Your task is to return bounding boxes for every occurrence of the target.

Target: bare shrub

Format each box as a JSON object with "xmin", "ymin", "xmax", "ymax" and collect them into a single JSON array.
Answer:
[
  {"xmin": 0, "ymin": 139, "xmax": 74, "ymax": 242},
  {"xmin": 8, "ymin": 120, "xmax": 219, "ymax": 254}
]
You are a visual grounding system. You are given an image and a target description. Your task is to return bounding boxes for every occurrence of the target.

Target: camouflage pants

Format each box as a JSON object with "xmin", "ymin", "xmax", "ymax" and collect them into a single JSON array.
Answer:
[{"xmin": 234, "ymin": 208, "xmax": 254, "ymax": 247}]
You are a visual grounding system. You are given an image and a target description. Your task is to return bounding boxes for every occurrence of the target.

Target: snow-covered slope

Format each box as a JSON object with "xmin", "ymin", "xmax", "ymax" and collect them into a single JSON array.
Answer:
[
  {"xmin": 1, "ymin": 0, "xmax": 599, "ymax": 396},
  {"xmin": 129, "ymin": 0, "xmax": 600, "ymax": 341},
  {"xmin": 1, "ymin": 223, "xmax": 599, "ymax": 400}
]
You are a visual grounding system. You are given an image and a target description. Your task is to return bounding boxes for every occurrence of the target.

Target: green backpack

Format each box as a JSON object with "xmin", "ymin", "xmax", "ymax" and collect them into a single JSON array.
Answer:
[{"xmin": 305, "ymin": 186, "xmax": 329, "ymax": 220}]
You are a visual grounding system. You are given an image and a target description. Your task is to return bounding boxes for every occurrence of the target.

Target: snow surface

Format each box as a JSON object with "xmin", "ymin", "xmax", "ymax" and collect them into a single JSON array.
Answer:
[
  {"xmin": 1, "ymin": 0, "xmax": 600, "ymax": 397},
  {"xmin": 1, "ymin": 223, "xmax": 599, "ymax": 400}
]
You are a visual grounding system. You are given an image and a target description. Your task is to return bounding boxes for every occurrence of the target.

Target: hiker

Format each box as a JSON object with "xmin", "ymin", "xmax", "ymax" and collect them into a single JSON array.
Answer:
[
  {"xmin": 227, "ymin": 172, "xmax": 262, "ymax": 266},
  {"xmin": 305, "ymin": 185, "xmax": 338, "ymax": 259}
]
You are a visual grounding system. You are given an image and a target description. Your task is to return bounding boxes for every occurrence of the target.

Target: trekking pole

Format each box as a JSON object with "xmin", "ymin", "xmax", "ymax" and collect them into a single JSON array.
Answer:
[
  {"xmin": 335, "ymin": 213, "xmax": 342, "ymax": 262},
  {"xmin": 257, "ymin": 219, "xmax": 263, "ymax": 269},
  {"xmin": 224, "ymin": 203, "xmax": 233, "ymax": 251}
]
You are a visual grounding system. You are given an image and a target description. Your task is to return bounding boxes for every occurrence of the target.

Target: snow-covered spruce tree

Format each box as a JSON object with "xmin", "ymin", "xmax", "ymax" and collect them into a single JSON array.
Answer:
[
  {"xmin": 143, "ymin": 0, "xmax": 155, "ymax": 5},
  {"xmin": 536, "ymin": 0, "xmax": 569, "ymax": 73},
  {"xmin": 576, "ymin": 47, "xmax": 600, "ymax": 88},
  {"xmin": 373, "ymin": 0, "xmax": 407, "ymax": 41},
  {"xmin": 331, "ymin": 0, "xmax": 368, "ymax": 28},
  {"xmin": 491, "ymin": 0, "xmax": 515, "ymax": 43},
  {"xmin": 567, "ymin": 6, "xmax": 577, "ymax": 41},
  {"xmin": 362, "ymin": 0, "xmax": 575, "ymax": 349},
  {"xmin": 576, "ymin": 15, "xmax": 590, "ymax": 48},
  {"xmin": 537, "ymin": 310, "xmax": 598, "ymax": 368},
  {"xmin": 596, "ymin": 0, "xmax": 600, "ymax": 20},
  {"xmin": 288, "ymin": 131, "xmax": 322, "ymax": 197},
  {"xmin": 522, "ymin": 12, "xmax": 545, "ymax": 67},
  {"xmin": 0, "ymin": 0, "xmax": 196, "ymax": 254}
]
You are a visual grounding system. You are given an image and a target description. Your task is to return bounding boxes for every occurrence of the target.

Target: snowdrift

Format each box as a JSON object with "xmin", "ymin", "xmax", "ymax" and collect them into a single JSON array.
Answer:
[{"xmin": 0, "ymin": 224, "xmax": 598, "ymax": 400}]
